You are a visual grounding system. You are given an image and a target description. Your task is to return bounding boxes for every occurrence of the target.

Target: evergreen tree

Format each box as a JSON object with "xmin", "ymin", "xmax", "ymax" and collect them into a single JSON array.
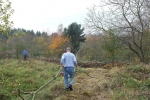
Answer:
[
  {"xmin": 64, "ymin": 22, "xmax": 86, "ymax": 53},
  {"xmin": 22, "ymin": 28, "xmax": 26, "ymax": 33},
  {"xmin": 36, "ymin": 31, "xmax": 41, "ymax": 36}
]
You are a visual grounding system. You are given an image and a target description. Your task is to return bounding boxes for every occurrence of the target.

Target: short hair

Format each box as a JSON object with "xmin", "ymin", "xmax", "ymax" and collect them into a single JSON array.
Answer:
[{"xmin": 66, "ymin": 47, "xmax": 71, "ymax": 50}]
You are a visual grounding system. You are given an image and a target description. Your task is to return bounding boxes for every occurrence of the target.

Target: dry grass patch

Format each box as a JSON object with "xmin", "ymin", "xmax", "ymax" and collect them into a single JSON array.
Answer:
[{"xmin": 1, "ymin": 59, "xmax": 149, "ymax": 100}]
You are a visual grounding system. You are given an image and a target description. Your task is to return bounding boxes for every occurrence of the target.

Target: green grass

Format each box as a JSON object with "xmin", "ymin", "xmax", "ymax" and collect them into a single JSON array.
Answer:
[
  {"xmin": 109, "ymin": 64, "xmax": 150, "ymax": 100},
  {"xmin": 0, "ymin": 59, "xmax": 150, "ymax": 100},
  {"xmin": 0, "ymin": 59, "xmax": 62, "ymax": 100}
]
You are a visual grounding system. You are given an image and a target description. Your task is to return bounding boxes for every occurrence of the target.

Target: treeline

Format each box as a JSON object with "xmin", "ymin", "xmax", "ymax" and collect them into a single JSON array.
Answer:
[
  {"xmin": 0, "ymin": 24, "xmax": 149, "ymax": 66},
  {"xmin": 1, "ymin": 0, "xmax": 150, "ymax": 66},
  {"xmin": 0, "ymin": 28, "xmax": 50, "ymax": 59},
  {"xmin": 10, "ymin": 28, "xmax": 48, "ymax": 37}
]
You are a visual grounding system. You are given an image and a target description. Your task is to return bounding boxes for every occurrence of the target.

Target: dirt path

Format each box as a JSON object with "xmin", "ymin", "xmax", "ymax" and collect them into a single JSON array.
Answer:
[{"xmin": 53, "ymin": 67, "xmax": 119, "ymax": 100}]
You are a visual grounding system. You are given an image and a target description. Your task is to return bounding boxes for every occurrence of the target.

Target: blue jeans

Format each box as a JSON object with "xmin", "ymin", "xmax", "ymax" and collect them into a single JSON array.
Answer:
[{"xmin": 64, "ymin": 67, "xmax": 74, "ymax": 88}]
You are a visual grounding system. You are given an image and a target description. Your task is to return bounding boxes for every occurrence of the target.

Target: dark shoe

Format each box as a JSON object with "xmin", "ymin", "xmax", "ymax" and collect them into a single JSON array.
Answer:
[
  {"xmin": 69, "ymin": 85, "xmax": 73, "ymax": 91},
  {"xmin": 65, "ymin": 87, "xmax": 69, "ymax": 91}
]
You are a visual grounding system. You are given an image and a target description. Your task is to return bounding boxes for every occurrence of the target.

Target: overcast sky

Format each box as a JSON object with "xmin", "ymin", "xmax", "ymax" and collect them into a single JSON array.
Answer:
[{"xmin": 9, "ymin": 0, "xmax": 100, "ymax": 34}]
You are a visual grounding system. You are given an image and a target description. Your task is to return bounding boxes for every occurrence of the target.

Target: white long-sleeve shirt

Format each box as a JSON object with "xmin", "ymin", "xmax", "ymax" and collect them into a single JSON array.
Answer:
[{"xmin": 60, "ymin": 52, "xmax": 77, "ymax": 67}]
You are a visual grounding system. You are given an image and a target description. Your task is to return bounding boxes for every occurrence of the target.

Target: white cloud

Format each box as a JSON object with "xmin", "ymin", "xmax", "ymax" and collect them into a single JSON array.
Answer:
[{"xmin": 9, "ymin": 0, "xmax": 100, "ymax": 34}]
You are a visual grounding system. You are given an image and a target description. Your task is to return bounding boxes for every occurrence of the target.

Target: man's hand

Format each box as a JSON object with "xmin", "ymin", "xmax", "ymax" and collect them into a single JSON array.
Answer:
[
  {"xmin": 59, "ymin": 64, "xmax": 63, "ymax": 67},
  {"xmin": 74, "ymin": 65, "xmax": 78, "ymax": 72},
  {"xmin": 76, "ymin": 65, "xmax": 78, "ymax": 68}
]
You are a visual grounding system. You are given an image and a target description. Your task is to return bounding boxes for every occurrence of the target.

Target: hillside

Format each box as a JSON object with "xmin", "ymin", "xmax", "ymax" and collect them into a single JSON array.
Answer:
[{"xmin": 0, "ymin": 59, "xmax": 150, "ymax": 100}]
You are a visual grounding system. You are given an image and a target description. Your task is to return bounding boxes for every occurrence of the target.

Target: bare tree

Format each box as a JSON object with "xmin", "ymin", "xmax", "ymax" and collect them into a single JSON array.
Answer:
[
  {"xmin": 85, "ymin": 0, "xmax": 150, "ymax": 63},
  {"xmin": 57, "ymin": 24, "xmax": 64, "ymax": 35}
]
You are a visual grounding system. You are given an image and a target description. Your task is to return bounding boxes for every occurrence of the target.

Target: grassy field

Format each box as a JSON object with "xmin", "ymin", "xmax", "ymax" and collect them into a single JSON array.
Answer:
[{"xmin": 0, "ymin": 59, "xmax": 150, "ymax": 100}]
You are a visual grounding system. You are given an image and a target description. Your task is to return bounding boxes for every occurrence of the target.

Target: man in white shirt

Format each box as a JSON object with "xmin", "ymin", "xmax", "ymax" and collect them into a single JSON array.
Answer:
[{"xmin": 60, "ymin": 47, "xmax": 77, "ymax": 91}]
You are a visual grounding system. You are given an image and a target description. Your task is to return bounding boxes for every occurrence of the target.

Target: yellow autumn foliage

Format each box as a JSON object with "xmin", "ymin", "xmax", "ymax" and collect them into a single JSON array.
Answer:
[{"xmin": 50, "ymin": 34, "xmax": 69, "ymax": 52}]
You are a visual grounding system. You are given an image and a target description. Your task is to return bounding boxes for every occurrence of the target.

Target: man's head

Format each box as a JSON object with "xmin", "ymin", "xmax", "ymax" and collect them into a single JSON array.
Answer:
[{"xmin": 66, "ymin": 47, "xmax": 71, "ymax": 52}]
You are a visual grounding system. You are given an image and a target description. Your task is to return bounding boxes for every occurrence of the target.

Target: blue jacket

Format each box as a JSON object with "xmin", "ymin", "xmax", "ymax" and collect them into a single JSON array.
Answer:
[{"xmin": 23, "ymin": 50, "xmax": 28, "ymax": 56}]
